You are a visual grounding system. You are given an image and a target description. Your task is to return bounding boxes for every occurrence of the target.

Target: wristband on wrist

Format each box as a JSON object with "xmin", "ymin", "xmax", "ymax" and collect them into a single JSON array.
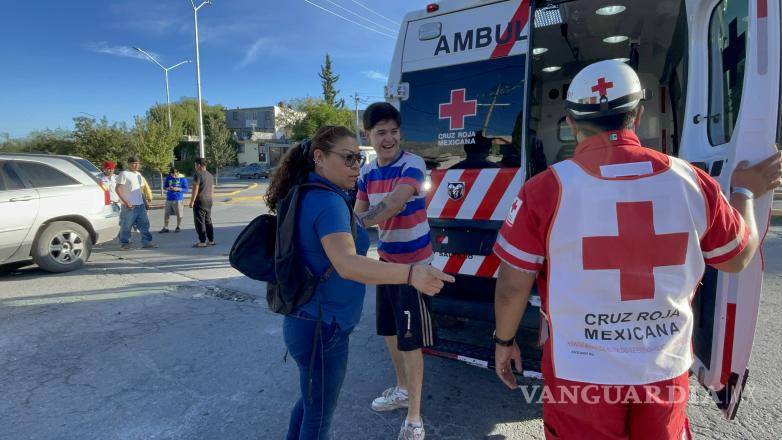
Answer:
[
  {"xmin": 493, "ymin": 330, "xmax": 515, "ymax": 347},
  {"xmin": 406, "ymin": 265, "xmax": 413, "ymax": 285},
  {"xmin": 731, "ymin": 187, "xmax": 755, "ymax": 199}
]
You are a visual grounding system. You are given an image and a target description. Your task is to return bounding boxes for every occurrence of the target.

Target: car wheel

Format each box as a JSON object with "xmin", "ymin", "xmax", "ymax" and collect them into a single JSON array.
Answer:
[{"xmin": 32, "ymin": 221, "xmax": 92, "ymax": 273}]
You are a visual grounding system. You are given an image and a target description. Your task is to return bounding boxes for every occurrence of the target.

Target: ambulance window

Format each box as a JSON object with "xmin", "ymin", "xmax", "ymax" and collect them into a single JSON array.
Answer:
[{"xmin": 707, "ymin": 0, "xmax": 749, "ymax": 146}]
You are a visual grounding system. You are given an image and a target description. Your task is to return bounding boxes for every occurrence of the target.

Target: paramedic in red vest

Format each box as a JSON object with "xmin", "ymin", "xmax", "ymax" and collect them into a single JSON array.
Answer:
[{"xmin": 492, "ymin": 60, "xmax": 782, "ymax": 440}]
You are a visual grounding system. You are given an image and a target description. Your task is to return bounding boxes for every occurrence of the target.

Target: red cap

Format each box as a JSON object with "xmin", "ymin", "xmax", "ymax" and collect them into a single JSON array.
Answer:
[{"xmin": 102, "ymin": 161, "xmax": 116, "ymax": 170}]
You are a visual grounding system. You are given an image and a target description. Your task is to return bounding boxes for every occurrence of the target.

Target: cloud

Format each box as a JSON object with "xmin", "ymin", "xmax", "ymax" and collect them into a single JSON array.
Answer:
[
  {"xmin": 235, "ymin": 38, "xmax": 267, "ymax": 70},
  {"xmin": 235, "ymin": 37, "xmax": 286, "ymax": 70},
  {"xmin": 362, "ymin": 70, "xmax": 389, "ymax": 82},
  {"xmin": 85, "ymin": 42, "xmax": 160, "ymax": 61}
]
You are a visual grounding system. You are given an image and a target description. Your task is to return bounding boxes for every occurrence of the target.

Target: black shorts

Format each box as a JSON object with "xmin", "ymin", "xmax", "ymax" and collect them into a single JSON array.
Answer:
[{"xmin": 376, "ymin": 283, "xmax": 437, "ymax": 352}]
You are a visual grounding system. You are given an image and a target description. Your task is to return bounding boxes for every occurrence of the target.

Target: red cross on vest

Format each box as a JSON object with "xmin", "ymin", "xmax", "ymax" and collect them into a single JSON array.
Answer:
[
  {"xmin": 591, "ymin": 77, "xmax": 614, "ymax": 97},
  {"xmin": 439, "ymin": 88, "xmax": 477, "ymax": 131},
  {"xmin": 582, "ymin": 201, "xmax": 689, "ymax": 301}
]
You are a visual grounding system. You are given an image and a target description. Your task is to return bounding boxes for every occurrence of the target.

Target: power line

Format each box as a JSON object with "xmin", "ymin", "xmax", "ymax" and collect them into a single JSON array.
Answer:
[
  {"xmin": 348, "ymin": 0, "xmax": 400, "ymax": 26},
  {"xmin": 322, "ymin": 0, "xmax": 397, "ymax": 33},
  {"xmin": 302, "ymin": 0, "xmax": 396, "ymax": 39}
]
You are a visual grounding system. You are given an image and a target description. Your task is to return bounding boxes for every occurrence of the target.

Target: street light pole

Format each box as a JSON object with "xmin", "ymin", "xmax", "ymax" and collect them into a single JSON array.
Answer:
[
  {"xmin": 188, "ymin": 0, "xmax": 212, "ymax": 159},
  {"xmin": 133, "ymin": 47, "xmax": 191, "ymax": 129},
  {"xmin": 352, "ymin": 92, "xmax": 361, "ymax": 146}
]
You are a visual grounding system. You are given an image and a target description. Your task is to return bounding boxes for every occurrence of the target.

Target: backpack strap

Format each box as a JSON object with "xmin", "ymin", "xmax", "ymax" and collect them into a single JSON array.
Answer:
[
  {"xmin": 296, "ymin": 181, "xmax": 355, "ymax": 404},
  {"xmin": 306, "ymin": 303, "xmax": 323, "ymax": 405}
]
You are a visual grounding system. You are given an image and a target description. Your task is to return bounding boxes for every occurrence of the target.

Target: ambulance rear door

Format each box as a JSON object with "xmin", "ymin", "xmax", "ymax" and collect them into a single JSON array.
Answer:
[
  {"xmin": 388, "ymin": 0, "xmax": 533, "ymax": 281},
  {"xmin": 679, "ymin": 0, "xmax": 780, "ymax": 420}
]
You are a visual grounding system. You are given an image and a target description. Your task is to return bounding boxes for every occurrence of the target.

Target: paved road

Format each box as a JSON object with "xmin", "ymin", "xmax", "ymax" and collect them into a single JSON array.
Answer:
[{"xmin": 1, "ymin": 181, "xmax": 780, "ymax": 439}]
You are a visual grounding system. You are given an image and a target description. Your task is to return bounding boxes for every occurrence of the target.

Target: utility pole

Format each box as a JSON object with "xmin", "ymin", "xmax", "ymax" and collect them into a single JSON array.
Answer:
[
  {"xmin": 188, "ymin": 0, "xmax": 212, "ymax": 159},
  {"xmin": 133, "ymin": 47, "xmax": 190, "ymax": 129},
  {"xmin": 352, "ymin": 92, "xmax": 361, "ymax": 146}
]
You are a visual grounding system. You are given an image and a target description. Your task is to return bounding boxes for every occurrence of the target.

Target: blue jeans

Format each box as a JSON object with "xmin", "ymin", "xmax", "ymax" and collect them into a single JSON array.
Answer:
[
  {"xmin": 119, "ymin": 205, "xmax": 153, "ymax": 245},
  {"xmin": 284, "ymin": 312, "xmax": 352, "ymax": 440}
]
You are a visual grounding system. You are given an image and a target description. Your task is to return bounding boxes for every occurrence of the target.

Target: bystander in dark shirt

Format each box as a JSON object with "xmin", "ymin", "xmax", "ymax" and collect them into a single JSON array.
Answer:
[{"xmin": 193, "ymin": 169, "xmax": 214, "ymax": 203}]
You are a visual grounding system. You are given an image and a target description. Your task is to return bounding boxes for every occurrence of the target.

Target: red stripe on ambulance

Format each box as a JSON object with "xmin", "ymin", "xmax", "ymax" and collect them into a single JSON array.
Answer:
[
  {"xmin": 433, "ymin": 254, "xmax": 503, "ymax": 278},
  {"xmin": 474, "ymin": 168, "xmax": 517, "ymax": 220},
  {"xmin": 490, "ymin": 0, "xmax": 531, "ymax": 59},
  {"xmin": 440, "ymin": 169, "xmax": 481, "ymax": 218},
  {"xmin": 426, "ymin": 168, "xmax": 523, "ymax": 221}
]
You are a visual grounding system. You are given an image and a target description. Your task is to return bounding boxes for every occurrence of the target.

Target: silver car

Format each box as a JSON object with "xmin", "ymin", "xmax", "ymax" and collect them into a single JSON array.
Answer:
[{"xmin": 0, "ymin": 154, "xmax": 120, "ymax": 273}]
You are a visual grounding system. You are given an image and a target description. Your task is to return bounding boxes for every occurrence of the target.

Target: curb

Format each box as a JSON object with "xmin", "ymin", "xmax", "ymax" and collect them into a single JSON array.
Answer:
[
  {"xmin": 220, "ymin": 183, "xmax": 258, "ymax": 197},
  {"xmin": 224, "ymin": 195, "xmax": 265, "ymax": 203}
]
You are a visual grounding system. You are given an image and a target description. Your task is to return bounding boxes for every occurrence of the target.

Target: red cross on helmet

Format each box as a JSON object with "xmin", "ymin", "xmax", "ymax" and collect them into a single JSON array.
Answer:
[{"xmin": 565, "ymin": 59, "xmax": 646, "ymax": 120}]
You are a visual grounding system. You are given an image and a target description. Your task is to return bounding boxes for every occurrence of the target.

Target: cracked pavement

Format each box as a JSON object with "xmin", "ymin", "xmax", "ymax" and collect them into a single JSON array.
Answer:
[{"xmin": 1, "ymin": 189, "xmax": 781, "ymax": 439}]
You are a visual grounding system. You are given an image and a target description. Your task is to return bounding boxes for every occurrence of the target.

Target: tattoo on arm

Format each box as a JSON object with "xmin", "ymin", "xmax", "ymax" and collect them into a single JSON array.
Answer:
[{"xmin": 356, "ymin": 201, "xmax": 388, "ymax": 227}]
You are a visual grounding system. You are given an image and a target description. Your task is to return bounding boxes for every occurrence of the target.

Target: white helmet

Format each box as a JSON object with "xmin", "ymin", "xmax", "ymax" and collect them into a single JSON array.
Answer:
[{"xmin": 565, "ymin": 60, "xmax": 646, "ymax": 120}]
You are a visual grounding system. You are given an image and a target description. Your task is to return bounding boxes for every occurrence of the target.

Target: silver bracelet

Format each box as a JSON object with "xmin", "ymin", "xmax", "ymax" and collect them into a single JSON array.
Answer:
[{"xmin": 731, "ymin": 187, "xmax": 755, "ymax": 199}]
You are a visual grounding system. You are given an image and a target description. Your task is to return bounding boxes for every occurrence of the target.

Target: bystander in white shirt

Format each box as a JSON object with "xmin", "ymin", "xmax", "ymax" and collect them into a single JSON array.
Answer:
[{"xmin": 116, "ymin": 170, "xmax": 145, "ymax": 206}]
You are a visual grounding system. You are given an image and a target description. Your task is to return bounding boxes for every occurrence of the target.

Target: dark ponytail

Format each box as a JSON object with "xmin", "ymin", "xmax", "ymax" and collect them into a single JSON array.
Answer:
[{"xmin": 265, "ymin": 125, "xmax": 355, "ymax": 212}]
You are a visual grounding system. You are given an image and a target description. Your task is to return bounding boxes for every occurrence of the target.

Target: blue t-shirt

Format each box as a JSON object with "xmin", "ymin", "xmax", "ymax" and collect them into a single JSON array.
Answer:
[
  {"xmin": 164, "ymin": 175, "xmax": 188, "ymax": 201},
  {"xmin": 294, "ymin": 172, "xmax": 370, "ymax": 329}
]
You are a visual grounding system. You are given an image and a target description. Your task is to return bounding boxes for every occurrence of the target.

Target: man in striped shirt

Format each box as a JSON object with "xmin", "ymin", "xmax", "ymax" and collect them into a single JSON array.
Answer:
[{"xmin": 355, "ymin": 102, "xmax": 434, "ymax": 440}]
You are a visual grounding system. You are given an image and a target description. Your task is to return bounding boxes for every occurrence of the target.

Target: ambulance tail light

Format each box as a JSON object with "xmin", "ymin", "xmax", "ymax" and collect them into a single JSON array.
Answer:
[{"xmin": 427, "ymin": 3, "xmax": 439, "ymax": 13}]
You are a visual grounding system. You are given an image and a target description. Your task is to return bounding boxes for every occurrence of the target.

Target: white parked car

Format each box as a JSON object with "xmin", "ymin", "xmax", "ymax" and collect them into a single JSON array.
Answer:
[{"xmin": 0, "ymin": 154, "xmax": 120, "ymax": 273}]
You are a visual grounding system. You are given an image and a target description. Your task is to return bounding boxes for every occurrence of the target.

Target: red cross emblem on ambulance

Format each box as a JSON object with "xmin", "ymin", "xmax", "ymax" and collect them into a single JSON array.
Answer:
[
  {"xmin": 582, "ymin": 201, "xmax": 689, "ymax": 301},
  {"xmin": 439, "ymin": 88, "xmax": 477, "ymax": 131}
]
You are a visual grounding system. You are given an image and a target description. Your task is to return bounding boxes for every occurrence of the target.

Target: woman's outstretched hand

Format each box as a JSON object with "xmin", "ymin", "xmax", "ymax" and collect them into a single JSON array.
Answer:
[{"xmin": 410, "ymin": 265, "xmax": 455, "ymax": 295}]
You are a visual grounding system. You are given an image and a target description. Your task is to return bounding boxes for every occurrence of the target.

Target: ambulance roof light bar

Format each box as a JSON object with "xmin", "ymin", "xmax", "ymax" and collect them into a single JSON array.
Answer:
[{"xmin": 427, "ymin": 3, "xmax": 439, "ymax": 13}]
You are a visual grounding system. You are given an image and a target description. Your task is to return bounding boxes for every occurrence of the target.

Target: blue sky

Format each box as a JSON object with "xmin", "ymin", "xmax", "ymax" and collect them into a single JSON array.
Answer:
[{"xmin": 0, "ymin": 0, "xmax": 430, "ymax": 137}]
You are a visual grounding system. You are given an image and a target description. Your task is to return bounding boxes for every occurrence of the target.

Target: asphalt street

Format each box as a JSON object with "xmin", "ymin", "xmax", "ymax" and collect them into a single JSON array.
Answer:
[{"xmin": 1, "ymin": 181, "xmax": 781, "ymax": 440}]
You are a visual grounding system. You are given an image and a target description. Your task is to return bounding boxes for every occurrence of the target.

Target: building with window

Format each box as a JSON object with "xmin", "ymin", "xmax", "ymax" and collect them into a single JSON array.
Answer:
[
  {"xmin": 226, "ymin": 106, "xmax": 302, "ymax": 166},
  {"xmin": 225, "ymin": 105, "xmax": 304, "ymax": 141}
]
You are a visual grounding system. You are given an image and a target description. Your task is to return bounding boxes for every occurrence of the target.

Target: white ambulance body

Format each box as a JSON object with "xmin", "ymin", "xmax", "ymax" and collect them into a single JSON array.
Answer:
[{"xmin": 386, "ymin": 0, "xmax": 780, "ymax": 419}]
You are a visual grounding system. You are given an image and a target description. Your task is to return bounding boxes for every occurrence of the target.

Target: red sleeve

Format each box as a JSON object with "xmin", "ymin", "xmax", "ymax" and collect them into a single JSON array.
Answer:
[
  {"xmin": 693, "ymin": 166, "xmax": 749, "ymax": 265},
  {"xmin": 492, "ymin": 171, "xmax": 559, "ymax": 272},
  {"xmin": 356, "ymin": 188, "xmax": 369, "ymax": 202}
]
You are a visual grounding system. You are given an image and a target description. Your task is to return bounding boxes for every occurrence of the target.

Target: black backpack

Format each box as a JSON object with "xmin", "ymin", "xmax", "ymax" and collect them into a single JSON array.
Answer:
[{"xmin": 229, "ymin": 182, "xmax": 354, "ymax": 314}]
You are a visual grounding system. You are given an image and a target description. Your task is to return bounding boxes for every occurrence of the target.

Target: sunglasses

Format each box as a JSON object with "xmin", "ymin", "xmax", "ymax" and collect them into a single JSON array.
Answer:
[{"xmin": 327, "ymin": 151, "xmax": 366, "ymax": 168}]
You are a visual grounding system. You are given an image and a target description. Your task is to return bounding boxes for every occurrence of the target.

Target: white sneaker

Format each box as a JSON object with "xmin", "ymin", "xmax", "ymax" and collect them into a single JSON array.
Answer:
[
  {"xmin": 398, "ymin": 421, "xmax": 425, "ymax": 440},
  {"xmin": 371, "ymin": 386, "xmax": 409, "ymax": 412}
]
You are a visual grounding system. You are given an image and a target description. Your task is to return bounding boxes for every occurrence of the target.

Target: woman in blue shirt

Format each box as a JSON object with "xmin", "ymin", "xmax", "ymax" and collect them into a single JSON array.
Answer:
[{"xmin": 265, "ymin": 126, "xmax": 453, "ymax": 440}]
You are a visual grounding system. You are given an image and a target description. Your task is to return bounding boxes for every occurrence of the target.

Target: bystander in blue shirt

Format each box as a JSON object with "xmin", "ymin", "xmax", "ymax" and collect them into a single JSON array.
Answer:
[
  {"xmin": 164, "ymin": 174, "xmax": 188, "ymax": 201},
  {"xmin": 294, "ymin": 172, "xmax": 370, "ymax": 330}
]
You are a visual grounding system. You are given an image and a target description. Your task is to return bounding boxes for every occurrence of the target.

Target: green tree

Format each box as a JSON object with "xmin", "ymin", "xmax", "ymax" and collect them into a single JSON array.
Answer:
[
  {"xmin": 28, "ymin": 129, "xmax": 76, "ymax": 155},
  {"xmin": 72, "ymin": 117, "xmax": 132, "ymax": 166},
  {"xmin": 0, "ymin": 130, "xmax": 75, "ymax": 154},
  {"xmin": 132, "ymin": 116, "xmax": 180, "ymax": 194},
  {"xmin": 319, "ymin": 53, "xmax": 344, "ymax": 108},
  {"xmin": 279, "ymin": 99, "xmax": 355, "ymax": 141},
  {"xmin": 204, "ymin": 112, "xmax": 237, "ymax": 184}
]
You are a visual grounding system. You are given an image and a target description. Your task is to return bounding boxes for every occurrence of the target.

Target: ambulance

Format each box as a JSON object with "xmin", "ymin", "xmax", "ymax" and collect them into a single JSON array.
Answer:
[{"xmin": 384, "ymin": 0, "xmax": 780, "ymax": 419}]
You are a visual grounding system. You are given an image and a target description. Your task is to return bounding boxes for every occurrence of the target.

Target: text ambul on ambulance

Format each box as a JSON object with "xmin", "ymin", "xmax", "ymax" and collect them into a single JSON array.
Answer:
[{"xmin": 384, "ymin": 0, "xmax": 781, "ymax": 420}]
